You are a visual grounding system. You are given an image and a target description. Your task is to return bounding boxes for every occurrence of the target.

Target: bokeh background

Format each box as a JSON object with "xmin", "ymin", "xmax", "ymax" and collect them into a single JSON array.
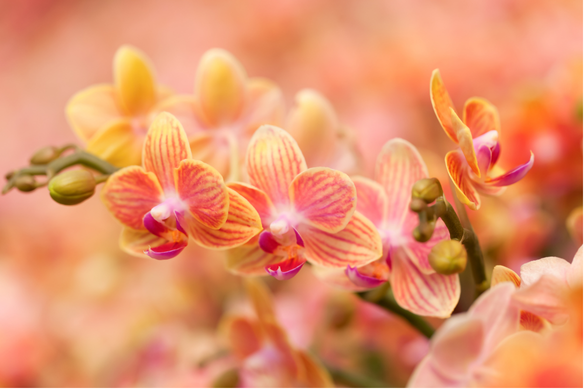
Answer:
[{"xmin": 0, "ymin": 0, "xmax": 581, "ymax": 386}]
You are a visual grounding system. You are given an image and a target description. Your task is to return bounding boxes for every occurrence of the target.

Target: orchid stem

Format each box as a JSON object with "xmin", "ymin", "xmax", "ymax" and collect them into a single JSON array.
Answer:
[
  {"xmin": 356, "ymin": 286, "xmax": 435, "ymax": 339},
  {"xmin": 324, "ymin": 363, "xmax": 389, "ymax": 388}
]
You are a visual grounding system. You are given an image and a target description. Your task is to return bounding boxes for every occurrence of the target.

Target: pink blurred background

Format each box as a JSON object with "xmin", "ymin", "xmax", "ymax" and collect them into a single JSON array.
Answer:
[{"xmin": 0, "ymin": 0, "xmax": 581, "ymax": 386}]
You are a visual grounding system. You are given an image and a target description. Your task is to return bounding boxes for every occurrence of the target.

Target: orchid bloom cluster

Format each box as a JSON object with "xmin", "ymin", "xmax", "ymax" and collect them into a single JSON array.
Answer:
[{"xmin": 10, "ymin": 44, "xmax": 580, "ymax": 389}]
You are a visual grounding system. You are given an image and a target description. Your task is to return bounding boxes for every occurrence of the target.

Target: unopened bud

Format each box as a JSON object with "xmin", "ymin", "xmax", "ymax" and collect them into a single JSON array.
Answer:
[
  {"xmin": 14, "ymin": 175, "xmax": 36, "ymax": 192},
  {"xmin": 5, "ymin": 171, "xmax": 14, "ymax": 180},
  {"xmin": 212, "ymin": 368, "xmax": 239, "ymax": 388},
  {"xmin": 412, "ymin": 178, "xmax": 443, "ymax": 203},
  {"xmin": 410, "ymin": 198, "xmax": 427, "ymax": 213},
  {"xmin": 49, "ymin": 170, "xmax": 96, "ymax": 205},
  {"xmin": 30, "ymin": 146, "xmax": 60, "ymax": 165},
  {"xmin": 428, "ymin": 240, "xmax": 467, "ymax": 275},
  {"xmin": 413, "ymin": 222, "xmax": 435, "ymax": 242}
]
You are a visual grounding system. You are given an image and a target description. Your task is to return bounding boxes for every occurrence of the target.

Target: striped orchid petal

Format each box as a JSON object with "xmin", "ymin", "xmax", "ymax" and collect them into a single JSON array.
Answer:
[
  {"xmin": 520, "ymin": 311, "xmax": 548, "ymax": 332},
  {"xmin": 143, "ymin": 112, "xmax": 192, "ymax": 192},
  {"xmin": 177, "ymin": 188, "xmax": 262, "ymax": 249},
  {"xmin": 174, "ymin": 159, "xmax": 229, "ymax": 229},
  {"xmin": 290, "ymin": 167, "xmax": 356, "ymax": 233},
  {"xmin": 225, "ymin": 244, "xmax": 282, "ymax": 276},
  {"xmin": 430, "ymin": 69, "xmax": 457, "ymax": 142},
  {"xmin": 491, "ymin": 265, "xmax": 521, "ymax": 287},
  {"xmin": 246, "ymin": 125, "xmax": 307, "ymax": 208},
  {"xmin": 298, "ymin": 211, "xmax": 382, "ymax": 268},
  {"xmin": 119, "ymin": 227, "xmax": 168, "ymax": 257},
  {"xmin": 312, "ymin": 266, "xmax": 368, "ymax": 291},
  {"xmin": 390, "ymin": 247, "xmax": 460, "ymax": 318},
  {"xmin": 445, "ymin": 150, "xmax": 481, "ymax": 210},
  {"xmin": 266, "ymin": 257, "xmax": 306, "ymax": 281},
  {"xmin": 346, "ymin": 264, "xmax": 387, "ymax": 289},
  {"xmin": 512, "ymin": 275, "xmax": 569, "ymax": 325},
  {"xmin": 375, "ymin": 139, "xmax": 428, "ymax": 225},
  {"xmin": 113, "ymin": 45, "xmax": 157, "ymax": 115},
  {"xmin": 86, "ymin": 119, "xmax": 143, "ymax": 167},
  {"xmin": 227, "ymin": 182, "xmax": 277, "ymax": 224},
  {"xmin": 352, "ymin": 176, "xmax": 387, "ymax": 228},
  {"xmin": 101, "ymin": 166, "xmax": 164, "ymax": 230},
  {"xmin": 402, "ymin": 216, "xmax": 450, "ymax": 274},
  {"xmin": 145, "ymin": 240, "xmax": 188, "ymax": 260},
  {"xmin": 463, "ymin": 97, "xmax": 500, "ymax": 138},
  {"xmin": 450, "ymin": 108, "xmax": 480, "ymax": 177},
  {"xmin": 485, "ymin": 152, "xmax": 534, "ymax": 187}
]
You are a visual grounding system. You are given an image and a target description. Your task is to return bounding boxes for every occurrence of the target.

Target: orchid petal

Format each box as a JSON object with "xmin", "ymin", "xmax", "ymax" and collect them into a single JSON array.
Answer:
[
  {"xmin": 113, "ymin": 45, "xmax": 157, "ymax": 115},
  {"xmin": 244, "ymin": 78, "xmax": 286, "ymax": 136},
  {"xmin": 512, "ymin": 274, "xmax": 569, "ymax": 325},
  {"xmin": 244, "ymin": 278, "xmax": 277, "ymax": 325},
  {"xmin": 476, "ymin": 145, "xmax": 491, "ymax": 177},
  {"xmin": 401, "ymin": 218, "xmax": 450, "ymax": 274},
  {"xmin": 65, "ymin": 84, "xmax": 123, "ymax": 142},
  {"xmin": 491, "ymin": 265, "xmax": 521, "ymax": 287},
  {"xmin": 101, "ymin": 166, "xmax": 164, "ymax": 230},
  {"xmin": 246, "ymin": 125, "xmax": 307, "ymax": 207},
  {"xmin": 375, "ymin": 138, "xmax": 428, "ymax": 225},
  {"xmin": 430, "ymin": 69, "xmax": 457, "ymax": 143},
  {"xmin": 567, "ymin": 246, "xmax": 583, "ymax": 289},
  {"xmin": 177, "ymin": 187, "xmax": 262, "ymax": 249},
  {"xmin": 119, "ymin": 227, "xmax": 168, "ymax": 257},
  {"xmin": 225, "ymin": 244, "xmax": 282, "ymax": 276},
  {"xmin": 144, "ymin": 240, "xmax": 188, "ymax": 260},
  {"xmin": 520, "ymin": 310, "xmax": 548, "ymax": 333},
  {"xmin": 295, "ymin": 351, "xmax": 334, "ymax": 388},
  {"xmin": 286, "ymin": 89, "xmax": 338, "ymax": 167},
  {"xmin": 472, "ymin": 130, "xmax": 499, "ymax": 150},
  {"xmin": 266, "ymin": 257, "xmax": 306, "ymax": 281},
  {"xmin": 290, "ymin": 167, "xmax": 356, "ymax": 234},
  {"xmin": 153, "ymin": 95, "xmax": 205, "ymax": 136},
  {"xmin": 408, "ymin": 355, "xmax": 458, "ymax": 388},
  {"xmin": 194, "ymin": 49, "xmax": 247, "ymax": 127},
  {"xmin": 143, "ymin": 112, "xmax": 192, "ymax": 191},
  {"xmin": 174, "ymin": 159, "xmax": 228, "ymax": 229},
  {"xmin": 462, "ymin": 97, "xmax": 500, "ymax": 138},
  {"xmin": 490, "ymin": 141, "xmax": 501, "ymax": 167},
  {"xmin": 223, "ymin": 316, "xmax": 263, "ymax": 360},
  {"xmin": 188, "ymin": 132, "xmax": 234, "ymax": 179},
  {"xmin": 519, "ymin": 256, "xmax": 570, "ymax": 287},
  {"xmin": 390, "ymin": 247, "xmax": 460, "ymax": 318},
  {"xmin": 258, "ymin": 230, "xmax": 281, "ymax": 253},
  {"xmin": 346, "ymin": 265, "xmax": 387, "ymax": 289},
  {"xmin": 298, "ymin": 211, "xmax": 382, "ymax": 268},
  {"xmin": 445, "ymin": 150, "xmax": 481, "ymax": 210},
  {"xmin": 473, "ymin": 180, "xmax": 507, "ymax": 197},
  {"xmin": 227, "ymin": 182, "xmax": 277, "ymax": 224},
  {"xmin": 352, "ymin": 176, "xmax": 387, "ymax": 228},
  {"xmin": 450, "ymin": 108, "xmax": 480, "ymax": 177},
  {"xmin": 312, "ymin": 266, "xmax": 370, "ymax": 291},
  {"xmin": 143, "ymin": 211, "xmax": 172, "ymax": 238},
  {"xmin": 484, "ymin": 152, "xmax": 534, "ymax": 187},
  {"xmin": 85, "ymin": 119, "xmax": 143, "ymax": 167}
]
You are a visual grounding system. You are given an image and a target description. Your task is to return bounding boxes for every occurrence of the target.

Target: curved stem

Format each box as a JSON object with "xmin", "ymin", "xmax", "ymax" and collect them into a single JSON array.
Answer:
[{"xmin": 324, "ymin": 363, "xmax": 389, "ymax": 388}]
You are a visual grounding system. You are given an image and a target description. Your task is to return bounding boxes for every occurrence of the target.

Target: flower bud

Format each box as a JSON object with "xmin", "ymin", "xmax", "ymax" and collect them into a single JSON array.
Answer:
[
  {"xmin": 411, "ymin": 178, "xmax": 443, "ymax": 203},
  {"xmin": 49, "ymin": 170, "xmax": 96, "ymax": 205},
  {"xmin": 5, "ymin": 171, "xmax": 14, "ymax": 180},
  {"xmin": 211, "ymin": 368, "xmax": 239, "ymax": 388},
  {"xmin": 14, "ymin": 175, "xmax": 37, "ymax": 192},
  {"xmin": 428, "ymin": 240, "xmax": 467, "ymax": 275},
  {"xmin": 409, "ymin": 198, "xmax": 427, "ymax": 213},
  {"xmin": 30, "ymin": 146, "xmax": 60, "ymax": 165},
  {"xmin": 413, "ymin": 221, "xmax": 435, "ymax": 242}
]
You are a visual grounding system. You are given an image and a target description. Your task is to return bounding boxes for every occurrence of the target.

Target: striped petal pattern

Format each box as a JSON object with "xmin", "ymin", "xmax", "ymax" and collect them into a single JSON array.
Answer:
[
  {"xmin": 290, "ymin": 167, "xmax": 356, "ymax": 233},
  {"xmin": 227, "ymin": 182, "xmax": 276, "ymax": 224},
  {"xmin": 143, "ymin": 112, "xmax": 192, "ymax": 192},
  {"xmin": 225, "ymin": 244, "xmax": 281, "ymax": 276},
  {"xmin": 246, "ymin": 125, "xmax": 307, "ymax": 207},
  {"xmin": 430, "ymin": 69, "xmax": 457, "ymax": 142},
  {"xmin": 463, "ymin": 97, "xmax": 500, "ymax": 138},
  {"xmin": 390, "ymin": 247, "xmax": 460, "ymax": 318},
  {"xmin": 174, "ymin": 159, "xmax": 229, "ymax": 229},
  {"xmin": 352, "ymin": 176, "xmax": 387, "ymax": 228},
  {"xmin": 113, "ymin": 45, "xmax": 157, "ymax": 115},
  {"xmin": 298, "ymin": 211, "xmax": 382, "ymax": 268},
  {"xmin": 491, "ymin": 265, "xmax": 521, "ymax": 287},
  {"xmin": 445, "ymin": 150, "xmax": 481, "ymax": 210},
  {"xmin": 119, "ymin": 227, "xmax": 168, "ymax": 257},
  {"xmin": 375, "ymin": 139, "xmax": 428, "ymax": 225},
  {"xmin": 101, "ymin": 166, "xmax": 164, "ymax": 230},
  {"xmin": 450, "ymin": 108, "xmax": 480, "ymax": 177}
]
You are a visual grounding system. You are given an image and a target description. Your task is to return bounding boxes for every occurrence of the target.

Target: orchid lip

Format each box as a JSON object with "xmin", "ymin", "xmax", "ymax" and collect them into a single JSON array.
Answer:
[
  {"xmin": 144, "ymin": 241, "xmax": 187, "ymax": 260},
  {"xmin": 346, "ymin": 265, "xmax": 387, "ymax": 289},
  {"xmin": 485, "ymin": 151, "xmax": 534, "ymax": 187},
  {"xmin": 265, "ymin": 259, "xmax": 305, "ymax": 281},
  {"xmin": 143, "ymin": 212, "xmax": 169, "ymax": 238},
  {"xmin": 258, "ymin": 231, "xmax": 280, "ymax": 253}
]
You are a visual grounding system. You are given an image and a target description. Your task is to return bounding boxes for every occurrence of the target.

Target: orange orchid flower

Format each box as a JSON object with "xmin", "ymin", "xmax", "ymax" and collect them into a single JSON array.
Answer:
[
  {"xmin": 430, "ymin": 69, "xmax": 534, "ymax": 210},
  {"xmin": 66, "ymin": 45, "xmax": 174, "ymax": 167},
  {"xmin": 221, "ymin": 279, "xmax": 332, "ymax": 387},
  {"xmin": 224, "ymin": 125, "xmax": 382, "ymax": 280},
  {"xmin": 101, "ymin": 112, "xmax": 262, "ymax": 260}
]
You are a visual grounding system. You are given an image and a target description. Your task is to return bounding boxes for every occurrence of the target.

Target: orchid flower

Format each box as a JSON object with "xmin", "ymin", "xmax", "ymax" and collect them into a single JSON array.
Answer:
[
  {"xmin": 224, "ymin": 125, "xmax": 382, "ymax": 280},
  {"xmin": 286, "ymin": 89, "xmax": 362, "ymax": 174},
  {"xmin": 314, "ymin": 139, "xmax": 460, "ymax": 318},
  {"xmin": 101, "ymin": 112, "xmax": 262, "ymax": 260},
  {"xmin": 66, "ymin": 45, "xmax": 174, "ymax": 167},
  {"xmin": 430, "ymin": 69, "xmax": 534, "ymax": 210},
  {"xmin": 408, "ymin": 283, "xmax": 520, "ymax": 387},
  {"xmin": 491, "ymin": 246, "xmax": 582, "ymax": 326},
  {"xmin": 222, "ymin": 279, "xmax": 332, "ymax": 387}
]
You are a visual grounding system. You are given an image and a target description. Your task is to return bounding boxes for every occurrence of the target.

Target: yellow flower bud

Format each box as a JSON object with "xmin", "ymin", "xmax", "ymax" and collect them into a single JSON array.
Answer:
[
  {"xmin": 14, "ymin": 175, "xmax": 37, "ymax": 192},
  {"xmin": 30, "ymin": 146, "xmax": 60, "ymax": 165},
  {"xmin": 412, "ymin": 178, "xmax": 443, "ymax": 203},
  {"xmin": 49, "ymin": 170, "xmax": 96, "ymax": 205},
  {"xmin": 428, "ymin": 240, "xmax": 467, "ymax": 275}
]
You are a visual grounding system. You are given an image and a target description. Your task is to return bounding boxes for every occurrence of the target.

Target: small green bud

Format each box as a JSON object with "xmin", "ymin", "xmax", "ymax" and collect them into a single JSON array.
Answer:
[
  {"xmin": 5, "ymin": 171, "xmax": 14, "ymax": 180},
  {"xmin": 410, "ymin": 198, "xmax": 427, "ymax": 213},
  {"xmin": 49, "ymin": 170, "xmax": 96, "ymax": 205},
  {"xmin": 30, "ymin": 146, "xmax": 60, "ymax": 165},
  {"xmin": 428, "ymin": 240, "xmax": 467, "ymax": 275},
  {"xmin": 212, "ymin": 368, "xmax": 239, "ymax": 388},
  {"xmin": 412, "ymin": 178, "xmax": 443, "ymax": 203},
  {"xmin": 413, "ymin": 222, "xmax": 435, "ymax": 242},
  {"xmin": 14, "ymin": 175, "xmax": 37, "ymax": 192}
]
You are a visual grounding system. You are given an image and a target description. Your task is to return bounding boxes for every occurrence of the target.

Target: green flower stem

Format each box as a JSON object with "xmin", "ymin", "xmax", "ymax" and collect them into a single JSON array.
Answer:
[
  {"xmin": 356, "ymin": 286, "xmax": 435, "ymax": 339},
  {"xmin": 324, "ymin": 363, "xmax": 389, "ymax": 388}
]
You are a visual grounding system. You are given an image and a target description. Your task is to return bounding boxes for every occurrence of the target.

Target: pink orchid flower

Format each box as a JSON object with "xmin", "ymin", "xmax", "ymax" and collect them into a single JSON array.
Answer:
[
  {"xmin": 408, "ymin": 283, "xmax": 520, "ymax": 387},
  {"xmin": 314, "ymin": 139, "xmax": 460, "ymax": 318},
  {"xmin": 492, "ymin": 246, "xmax": 582, "ymax": 326},
  {"xmin": 430, "ymin": 70, "xmax": 534, "ymax": 210},
  {"xmin": 224, "ymin": 125, "xmax": 382, "ymax": 280},
  {"xmin": 222, "ymin": 279, "xmax": 332, "ymax": 388},
  {"xmin": 101, "ymin": 112, "xmax": 262, "ymax": 260}
]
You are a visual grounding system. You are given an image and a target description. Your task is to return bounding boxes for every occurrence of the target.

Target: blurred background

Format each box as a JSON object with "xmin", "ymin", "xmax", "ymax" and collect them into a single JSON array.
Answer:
[{"xmin": 0, "ymin": 0, "xmax": 581, "ymax": 386}]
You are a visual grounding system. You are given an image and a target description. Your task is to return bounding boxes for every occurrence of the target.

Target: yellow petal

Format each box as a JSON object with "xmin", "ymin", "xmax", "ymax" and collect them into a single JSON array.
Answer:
[
  {"xmin": 491, "ymin": 265, "xmax": 521, "ymax": 288},
  {"xmin": 194, "ymin": 48, "xmax": 248, "ymax": 127},
  {"xmin": 445, "ymin": 150, "xmax": 481, "ymax": 210},
  {"xmin": 119, "ymin": 227, "xmax": 167, "ymax": 257},
  {"xmin": 221, "ymin": 316, "xmax": 263, "ymax": 360},
  {"xmin": 188, "ymin": 132, "xmax": 236, "ymax": 180},
  {"xmin": 295, "ymin": 351, "xmax": 334, "ymax": 388},
  {"xmin": 450, "ymin": 108, "xmax": 480, "ymax": 177},
  {"xmin": 114, "ymin": 45, "xmax": 157, "ymax": 115},
  {"xmin": 86, "ymin": 119, "xmax": 143, "ymax": 167},
  {"xmin": 430, "ymin": 69, "xmax": 457, "ymax": 143},
  {"xmin": 244, "ymin": 278, "xmax": 277, "ymax": 326},
  {"xmin": 352, "ymin": 176, "xmax": 387, "ymax": 228},
  {"xmin": 66, "ymin": 84, "xmax": 124, "ymax": 142},
  {"xmin": 463, "ymin": 97, "xmax": 501, "ymax": 138}
]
